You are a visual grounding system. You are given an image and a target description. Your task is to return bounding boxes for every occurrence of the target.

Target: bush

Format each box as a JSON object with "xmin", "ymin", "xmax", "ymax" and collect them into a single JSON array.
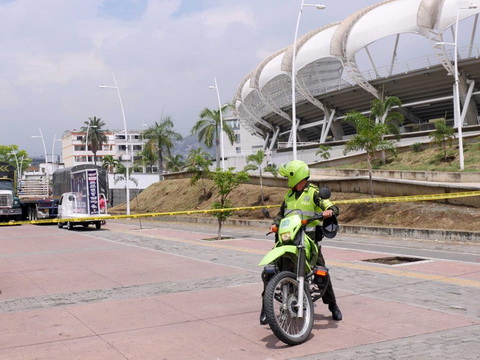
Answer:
[{"xmin": 411, "ymin": 142, "xmax": 423, "ymax": 152}]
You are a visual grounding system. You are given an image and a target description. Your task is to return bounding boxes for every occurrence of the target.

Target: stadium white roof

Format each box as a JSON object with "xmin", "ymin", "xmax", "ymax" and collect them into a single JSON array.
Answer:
[{"xmin": 234, "ymin": 0, "xmax": 480, "ymax": 147}]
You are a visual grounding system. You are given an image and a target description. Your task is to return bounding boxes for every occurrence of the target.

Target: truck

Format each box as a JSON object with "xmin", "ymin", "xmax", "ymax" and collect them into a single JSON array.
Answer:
[
  {"xmin": 0, "ymin": 162, "xmax": 108, "ymax": 223},
  {"xmin": 56, "ymin": 165, "xmax": 110, "ymax": 230},
  {"xmin": 19, "ymin": 172, "xmax": 58, "ymax": 220},
  {"xmin": 0, "ymin": 162, "xmax": 23, "ymax": 221}
]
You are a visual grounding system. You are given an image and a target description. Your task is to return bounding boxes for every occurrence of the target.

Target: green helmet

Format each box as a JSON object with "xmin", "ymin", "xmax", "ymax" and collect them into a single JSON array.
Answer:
[{"xmin": 279, "ymin": 160, "xmax": 310, "ymax": 188}]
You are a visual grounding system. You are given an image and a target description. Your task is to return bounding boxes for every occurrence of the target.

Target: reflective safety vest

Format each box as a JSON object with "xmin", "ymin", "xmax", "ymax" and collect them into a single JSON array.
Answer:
[{"xmin": 284, "ymin": 184, "xmax": 334, "ymax": 232}]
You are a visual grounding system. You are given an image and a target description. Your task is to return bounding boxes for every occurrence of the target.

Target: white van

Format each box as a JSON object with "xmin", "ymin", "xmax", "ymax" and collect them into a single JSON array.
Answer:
[
  {"xmin": 57, "ymin": 168, "xmax": 110, "ymax": 230},
  {"xmin": 57, "ymin": 192, "xmax": 110, "ymax": 230}
]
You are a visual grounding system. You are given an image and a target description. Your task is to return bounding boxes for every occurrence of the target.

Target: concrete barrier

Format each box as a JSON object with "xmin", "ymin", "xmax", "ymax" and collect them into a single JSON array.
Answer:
[{"xmin": 310, "ymin": 168, "xmax": 480, "ymax": 183}]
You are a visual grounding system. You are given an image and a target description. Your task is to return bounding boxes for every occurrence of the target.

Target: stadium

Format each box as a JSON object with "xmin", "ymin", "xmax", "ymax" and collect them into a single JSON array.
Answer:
[{"xmin": 232, "ymin": 0, "xmax": 480, "ymax": 167}]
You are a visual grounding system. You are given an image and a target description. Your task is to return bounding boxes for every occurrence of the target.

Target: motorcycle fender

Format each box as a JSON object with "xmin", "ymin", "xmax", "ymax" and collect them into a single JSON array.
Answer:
[{"xmin": 258, "ymin": 245, "xmax": 298, "ymax": 267}]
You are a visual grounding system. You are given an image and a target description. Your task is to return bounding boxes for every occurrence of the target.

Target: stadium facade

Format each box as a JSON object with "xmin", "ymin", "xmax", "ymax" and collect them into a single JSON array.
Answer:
[{"xmin": 230, "ymin": 0, "xmax": 480, "ymax": 167}]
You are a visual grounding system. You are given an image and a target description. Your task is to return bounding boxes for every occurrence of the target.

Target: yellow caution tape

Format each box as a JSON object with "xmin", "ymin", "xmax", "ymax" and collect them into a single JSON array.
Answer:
[
  {"xmin": 0, "ymin": 205, "xmax": 282, "ymax": 226},
  {"xmin": 1, "ymin": 190, "xmax": 479, "ymax": 226},
  {"xmin": 333, "ymin": 190, "xmax": 480, "ymax": 205}
]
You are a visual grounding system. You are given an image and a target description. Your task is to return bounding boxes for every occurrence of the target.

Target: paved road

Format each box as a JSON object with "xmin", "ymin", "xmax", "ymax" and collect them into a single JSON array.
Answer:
[{"xmin": 0, "ymin": 220, "xmax": 479, "ymax": 359}]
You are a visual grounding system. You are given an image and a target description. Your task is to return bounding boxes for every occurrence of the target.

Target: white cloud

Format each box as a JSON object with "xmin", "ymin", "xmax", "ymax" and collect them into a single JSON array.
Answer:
[
  {"xmin": 201, "ymin": 6, "xmax": 255, "ymax": 39},
  {"xmin": 16, "ymin": 52, "xmax": 107, "ymax": 86},
  {"xmin": 0, "ymin": 78, "xmax": 19, "ymax": 107}
]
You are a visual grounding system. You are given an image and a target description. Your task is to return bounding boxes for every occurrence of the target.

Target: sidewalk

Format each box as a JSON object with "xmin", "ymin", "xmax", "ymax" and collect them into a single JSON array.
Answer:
[{"xmin": 0, "ymin": 222, "xmax": 479, "ymax": 359}]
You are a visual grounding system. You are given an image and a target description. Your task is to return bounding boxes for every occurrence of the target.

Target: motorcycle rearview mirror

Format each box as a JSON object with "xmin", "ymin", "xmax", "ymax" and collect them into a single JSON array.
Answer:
[
  {"xmin": 319, "ymin": 187, "xmax": 331, "ymax": 199},
  {"xmin": 262, "ymin": 209, "xmax": 271, "ymax": 218}
]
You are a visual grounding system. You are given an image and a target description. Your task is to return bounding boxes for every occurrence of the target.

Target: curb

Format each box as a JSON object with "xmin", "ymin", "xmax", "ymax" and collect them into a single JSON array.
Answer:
[
  {"xmin": 340, "ymin": 224, "xmax": 480, "ymax": 243},
  {"xmin": 135, "ymin": 215, "xmax": 480, "ymax": 244}
]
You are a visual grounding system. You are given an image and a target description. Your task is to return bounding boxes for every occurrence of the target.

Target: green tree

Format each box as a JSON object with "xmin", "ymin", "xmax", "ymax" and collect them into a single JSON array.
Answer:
[
  {"xmin": 212, "ymin": 167, "xmax": 249, "ymax": 240},
  {"xmin": 0, "ymin": 145, "xmax": 30, "ymax": 173},
  {"xmin": 135, "ymin": 143, "xmax": 158, "ymax": 173},
  {"xmin": 186, "ymin": 148, "xmax": 213, "ymax": 199},
  {"xmin": 429, "ymin": 119, "xmax": 455, "ymax": 162},
  {"xmin": 211, "ymin": 168, "xmax": 249, "ymax": 240},
  {"xmin": 101, "ymin": 155, "xmax": 119, "ymax": 174},
  {"xmin": 81, "ymin": 117, "xmax": 108, "ymax": 165},
  {"xmin": 165, "ymin": 154, "xmax": 185, "ymax": 172},
  {"xmin": 371, "ymin": 96, "xmax": 404, "ymax": 164},
  {"xmin": 243, "ymin": 150, "xmax": 267, "ymax": 205},
  {"xmin": 143, "ymin": 116, "xmax": 183, "ymax": 180},
  {"xmin": 344, "ymin": 111, "xmax": 396, "ymax": 197},
  {"xmin": 316, "ymin": 144, "xmax": 332, "ymax": 160},
  {"xmin": 191, "ymin": 105, "xmax": 236, "ymax": 169}
]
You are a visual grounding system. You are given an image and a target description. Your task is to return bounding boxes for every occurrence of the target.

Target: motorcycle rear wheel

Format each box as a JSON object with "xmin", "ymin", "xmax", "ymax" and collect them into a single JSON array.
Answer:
[{"xmin": 264, "ymin": 271, "xmax": 313, "ymax": 345}]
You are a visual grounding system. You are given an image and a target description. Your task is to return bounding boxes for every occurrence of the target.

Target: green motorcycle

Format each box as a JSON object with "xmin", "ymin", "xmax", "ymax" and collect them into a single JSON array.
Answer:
[{"xmin": 258, "ymin": 209, "xmax": 334, "ymax": 345}]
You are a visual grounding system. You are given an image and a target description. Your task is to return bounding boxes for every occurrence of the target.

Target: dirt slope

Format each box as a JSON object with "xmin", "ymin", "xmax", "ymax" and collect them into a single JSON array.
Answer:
[{"xmin": 111, "ymin": 178, "xmax": 480, "ymax": 232}]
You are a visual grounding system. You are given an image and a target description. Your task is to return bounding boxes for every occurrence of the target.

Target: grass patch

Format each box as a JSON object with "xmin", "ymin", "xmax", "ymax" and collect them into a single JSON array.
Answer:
[{"xmin": 336, "ymin": 142, "xmax": 480, "ymax": 172}]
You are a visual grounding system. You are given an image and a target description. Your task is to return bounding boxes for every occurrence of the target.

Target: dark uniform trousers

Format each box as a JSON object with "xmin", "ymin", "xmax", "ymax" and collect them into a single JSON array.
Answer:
[{"xmin": 307, "ymin": 229, "xmax": 337, "ymax": 306}]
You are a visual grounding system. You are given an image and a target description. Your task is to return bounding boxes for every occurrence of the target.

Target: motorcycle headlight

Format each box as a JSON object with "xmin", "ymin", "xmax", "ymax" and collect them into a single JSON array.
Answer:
[{"xmin": 281, "ymin": 232, "xmax": 291, "ymax": 242}]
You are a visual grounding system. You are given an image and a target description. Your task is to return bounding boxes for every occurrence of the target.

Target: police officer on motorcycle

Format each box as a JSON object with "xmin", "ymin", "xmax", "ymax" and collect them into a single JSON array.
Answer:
[{"xmin": 271, "ymin": 160, "xmax": 342, "ymax": 321}]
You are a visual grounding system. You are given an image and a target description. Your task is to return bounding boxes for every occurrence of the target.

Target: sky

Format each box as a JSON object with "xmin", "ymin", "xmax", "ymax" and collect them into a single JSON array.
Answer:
[{"xmin": 0, "ymin": 0, "xmax": 475, "ymax": 158}]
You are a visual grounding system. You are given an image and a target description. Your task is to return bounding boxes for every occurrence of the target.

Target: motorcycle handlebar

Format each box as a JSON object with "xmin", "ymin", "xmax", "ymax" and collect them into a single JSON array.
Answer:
[{"xmin": 308, "ymin": 213, "xmax": 324, "ymax": 223}]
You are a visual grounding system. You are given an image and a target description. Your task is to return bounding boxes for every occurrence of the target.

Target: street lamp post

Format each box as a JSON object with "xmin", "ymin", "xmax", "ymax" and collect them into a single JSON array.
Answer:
[
  {"xmin": 9, "ymin": 151, "xmax": 19, "ymax": 174},
  {"xmin": 209, "ymin": 77, "xmax": 225, "ymax": 170},
  {"xmin": 141, "ymin": 123, "xmax": 147, "ymax": 173},
  {"xmin": 51, "ymin": 135, "xmax": 62, "ymax": 168},
  {"xmin": 32, "ymin": 128, "xmax": 50, "ymax": 194},
  {"xmin": 99, "ymin": 72, "xmax": 131, "ymax": 215},
  {"xmin": 291, "ymin": 2, "xmax": 326, "ymax": 160},
  {"xmin": 31, "ymin": 128, "xmax": 49, "ymax": 173},
  {"xmin": 435, "ymin": 4, "xmax": 477, "ymax": 171},
  {"xmin": 9, "ymin": 151, "xmax": 20, "ymax": 188}
]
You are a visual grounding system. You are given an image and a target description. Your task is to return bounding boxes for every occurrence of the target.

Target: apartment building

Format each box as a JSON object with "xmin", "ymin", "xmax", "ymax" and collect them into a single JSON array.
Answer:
[
  {"xmin": 61, "ymin": 129, "xmax": 147, "ymax": 167},
  {"xmin": 222, "ymin": 116, "xmax": 266, "ymax": 169}
]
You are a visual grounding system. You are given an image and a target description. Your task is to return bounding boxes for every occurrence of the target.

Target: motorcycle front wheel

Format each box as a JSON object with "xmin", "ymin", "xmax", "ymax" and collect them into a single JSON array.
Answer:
[{"xmin": 264, "ymin": 271, "xmax": 313, "ymax": 345}]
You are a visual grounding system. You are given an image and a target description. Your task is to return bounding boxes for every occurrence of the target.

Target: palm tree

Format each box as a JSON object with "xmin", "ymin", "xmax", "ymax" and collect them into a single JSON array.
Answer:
[
  {"xmin": 191, "ymin": 104, "xmax": 236, "ymax": 169},
  {"xmin": 244, "ymin": 150, "xmax": 266, "ymax": 204},
  {"xmin": 344, "ymin": 111, "xmax": 396, "ymax": 197},
  {"xmin": 429, "ymin": 119, "xmax": 455, "ymax": 161},
  {"xmin": 135, "ymin": 145, "xmax": 158, "ymax": 173},
  {"xmin": 81, "ymin": 117, "xmax": 108, "ymax": 165},
  {"xmin": 186, "ymin": 147, "xmax": 213, "ymax": 199},
  {"xmin": 143, "ymin": 116, "xmax": 182, "ymax": 180},
  {"xmin": 165, "ymin": 154, "xmax": 185, "ymax": 172},
  {"xmin": 101, "ymin": 155, "xmax": 119, "ymax": 174},
  {"xmin": 371, "ymin": 96, "xmax": 404, "ymax": 164}
]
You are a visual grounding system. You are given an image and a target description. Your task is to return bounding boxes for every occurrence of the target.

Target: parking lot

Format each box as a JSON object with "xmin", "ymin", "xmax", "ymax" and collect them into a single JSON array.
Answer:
[{"xmin": 0, "ymin": 221, "xmax": 479, "ymax": 359}]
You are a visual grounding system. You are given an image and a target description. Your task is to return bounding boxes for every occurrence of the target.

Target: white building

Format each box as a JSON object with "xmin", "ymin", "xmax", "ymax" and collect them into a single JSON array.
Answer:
[
  {"xmin": 223, "ymin": 116, "xmax": 266, "ymax": 169},
  {"xmin": 61, "ymin": 129, "xmax": 147, "ymax": 167}
]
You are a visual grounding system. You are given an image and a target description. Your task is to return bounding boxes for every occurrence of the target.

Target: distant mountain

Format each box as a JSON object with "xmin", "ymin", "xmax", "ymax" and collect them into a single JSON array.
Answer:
[{"xmin": 172, "ymin": 135, "xmax": 215, "ymax": 158}]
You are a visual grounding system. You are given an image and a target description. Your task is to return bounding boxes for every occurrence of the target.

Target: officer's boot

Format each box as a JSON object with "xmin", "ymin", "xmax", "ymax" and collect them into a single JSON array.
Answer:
[
  {"xmin": 259, "ymin": 269, "xmax": 269, "ymax": 325},
  {"xmin": 328, "ymin": 303, "xmax": 342, "ymax": 321},
  {"xmin": 259, "ymin": 302, "xmax": 267, "ymax": 325}
]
